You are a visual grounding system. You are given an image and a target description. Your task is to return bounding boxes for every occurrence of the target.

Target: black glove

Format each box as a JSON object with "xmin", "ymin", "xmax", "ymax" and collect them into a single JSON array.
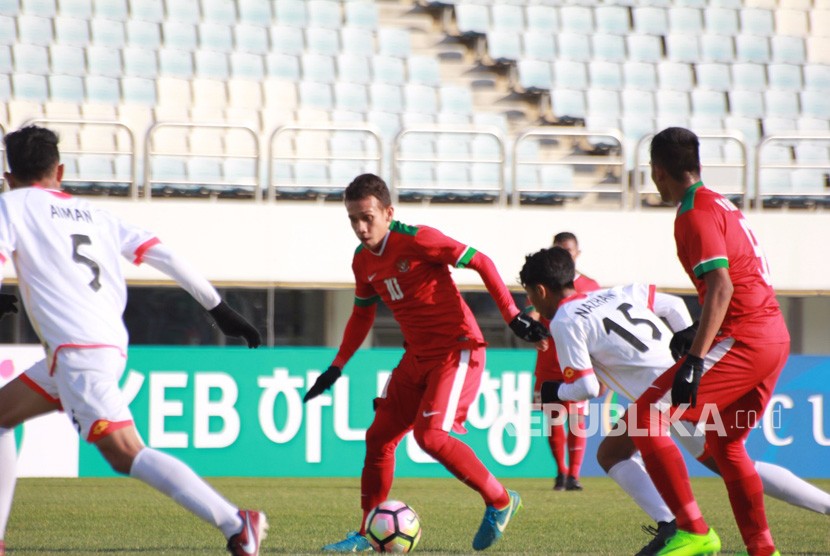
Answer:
[
  {"xmin": 669, "ymin": 322, "xmax": 699, "ymax": 362},
  {"xmin": 540, "ymin": 380, "xmax": 563, "ymax": 404},
  {"xmin": 671, "ymin": 354, "xmax": 703, "ymax": 408},
  {"xmin": 303, "ymin": 366, "xmax": 342, "ymax": 402},
  {"xmin": 209, "ymin": 301, "xmax": 261, "ymax": 348},
  {"xmin": 509, "ymin": 312, "xmax": 550, "ymax": 343},
  {"xmin": 0, "ymin": 293, "xmax": 18, "ymax": 320}
]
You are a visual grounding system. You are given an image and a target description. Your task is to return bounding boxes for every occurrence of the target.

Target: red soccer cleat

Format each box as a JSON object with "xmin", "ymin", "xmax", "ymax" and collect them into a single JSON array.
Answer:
[{"xmin": 227, "ymin": 510, "xmax": 268, "ymax": 556}]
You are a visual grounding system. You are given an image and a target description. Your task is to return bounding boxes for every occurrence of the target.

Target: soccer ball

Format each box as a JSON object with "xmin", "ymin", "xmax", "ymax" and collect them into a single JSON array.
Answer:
[{"xmin": 365, "ymin": 500, "xmax": 422, "ymax": 553}]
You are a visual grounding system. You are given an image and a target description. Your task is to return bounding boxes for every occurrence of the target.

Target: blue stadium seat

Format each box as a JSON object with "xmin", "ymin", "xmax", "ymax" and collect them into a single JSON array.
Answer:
[
  {"xmin": 804, "ymin": 65, "xmax": 830, "ymax": 91},
  {"xmin": 270, "ymin": 25, "xmax": 304, "ymax": 56},
  {"xmin": 378, "ymin": 28, "xmax": 411, "ymax": 58},
  {"xmin": 633, "ymin": 7, "xmax": 668, "ymax": 35},
  {"xmin": 305, "ymin": 27, "xmax": 340, "ymax": 56},
  {"xmin": 50, "ymin": 44, "xmax": 85, "ymax": 76},
  {"xmin": 94, "ymin": 0, "xmax": 127, "ymax": 20},
  {"xmin": 13, "ymin": 43, "xmax": 48, "ymax": 74},
  {"xmin": 0, "ymin": 15, "xmax": 13, "ymax": 45},
  {"xmin": 657, "ymin": 61, "xmax": 693, "ymax": 91},
  {"xmin": 86, "ymin": 45, "xmax": 122, "ymax": 77},
  {"xmin": 439, "ymin": 85, "xmax": 472, "ymax": 115},
  {"xmin": 454, "ymin": 5, "xmax": 490, "ymax": 39},
  {"xmin": 691, "ymin": 89, "xmax": 727, "ymax": 118},
  {"xmin": 404, "ymin": 83, "xmax": 437, "ymax": 114},
  {"xmin": 275, "ymin": 0, "xmax": 307, "ymax": 28},
  {"xmin": 762, "ymin": 117, "xmax": 796, "ymax": 135},
  {"xmin": 308, "ymin": 0, "xmax": 341, "ymax": 30},
  {"xmin": 91, "ymin": 18, "xmax": 126, "ymax": 48},
  {"xmin": 656, "ymin": 90, "xmax": 690, "ymax": 118},
  {"xmin": 23, "ymin": 0, "xmax": 54, "ymax": 16},
  {"xmin": 126, "ymin": 20, "xmax": 161, "ymax": 49},
  {"xmin": 61, "ymin": 0, "xmax": 91, "ymax": 19},
  {"xmin": 559, "ymin": 5, "xmax": 592, "ymax": 34},
  {"xmin": 591, "ymin": 34, "xmax": 626, "ymax": 63},
  {"xmin": 0, "ymin": 44, "xmax": 10, "ymax": 74},
  {"xmin": 85, "ymin": 75, "xmax": 120, "ymax": 104},
  {"xmin": 345, "ymin": 1, "xmax": 378, "ymax": 30},
  {"xmin": 695, "ymin": 63, "xmax": 731, "ymax": 91},
  {"xmin": 732, "ymin": 62, "xmax": 766, "ymax": 92},
  {"xmin": 623, "ymin": 61, "xmax": 657, "ymax": 90},
  {"xmin": 622, "ymin": 88, "xmax": 656, "ymax": 118},
  {"xmin": 166, "ymin": 1, "xmax": 200, "ymax": 23},
  {"xmin": 238, "ymin": 0, "xmax": 272, "ymax": 27},
  {"xmin": 723, "ymin": 115, "xmax": 761, "ymax": 144},
  {"xmin": 299, "ymin": 80, "xmax": 333, "ymax": 110},
  {"xmin": 550, "ymin": 88, "xmax": 586, "ymax": 119},
  {"xmin": 122, "ymin": 76, "xmax": 156, "ymax": 106},
  {"xmin": 700, "ymin": 34, "xmax": 735, "ymax": 63},
  {"xmin": 626, "ymin": 35, "xmax": 662, "ymax": 63},
  {"xmin": 668, "ymin": 7, "xmax": 703, "ymax": 34},
  {"xmin": 665, "ymin": 34, "xmax": 699, "ymax": 63},
  {"xmin": 195, "ymin": 50, "xmax": 229, "ymax": 79},
  {"xmin": 486, "ymin": 30, "xmax": 521, "ymax": 64},
  {"xmin": 767, "ymin": 63, "xmax": 803, "ymax": 91},
  {"xmin": 201, "ymin": 0, "xmax": 236, "ymax": 23},
  {"xmin": 704, "ymin": 8, "xmax": 738, "ymax": 35},
  {"xmin": 231, "ymin": 52, "xmax": 264, "ymax": 80},
  {"xmin": 301, "ymin": 53, "xmax": 336, "ymax": 83},
  {"xmin": 771, "ymin": 36, "xmax": 805, "ymax": 64},
  {"xmin": 553, "ymin": 60, "xmax": 587, "ymax": 90},
  {"xmin": 159, "ymin": 48, "xmax": 194, "ymax": 78},
  {"xmin": 491, "ymin": 4, "xmax": 524, "ymax": 32},
  {"xmin": 235, "ymin": 24, "xmax": 269, "ymax": 55},
  {"xmin": 337, "ymin": 54, "xmax": 371, "ymax": 85},
  {"xmin": 587, "ymin": 89, "xmax": 621, "ymax": 118},
  {"xmin": 54, "ymin": 16, "xmax": 90, "ymax": 46},
  {"xmin": 340, "ymin": 26, "xmax": 374, "ymax": 56},
  {"xmin": 594, "ymin": 5, "xmax": 629, "ymax": 35},
  {"xmin": 557, "ymin": 33, "xmax": 591, "ymax": 62},
  {"xmin": 800, "ymin": 90, "xmax": 830, "ymax": 118},
  {"xmin": 17, "ymin": 15, "xmax": 52, "ymax": 46},
  {"xmin": 523, "ymin": 31, "xmax": 556, "ymax": 62},
  {"xmin": 335, "ymin": 82, "xmax": 369, "ymax": 112},
  {"xmin": 589, "ymin": 61, "xmax": 623, "ymax": 90},
  {"xmin": 516, "ymin": 59, "xmax": 552, "ymax": 92},
  {"xmin": 198, "ymin": 22, "xmax": 233, "ymax": 53},
  {"xmin": 739, "ymin": 8, "xmax": 774, "ymax": 36},
  {"xmin": 728, "ymin": 90, "xmax": 764, "ymax": 118},
  {"xmin": 162, "ymin": 21, "xmax": 197, "ymax": 51},
  {"xmin": 407, "ymin": 55, "xmax": 441, "ymax": 87},
  {"xmin": 131, "ymin": 0, "xmax": 163, "ymax": 22},
  {"xmin": 123, "ymin": 47, "xmax": 158, "ymax": 79},
  {"xmin": 371, "ymin": 55, "xmax": 405, "ymax": 85},
  {"xmin": 369, "ymin": 82, "xmax": 402, "ymax": 113},
  {"xmin": 48, "ymin": 74, "xmax": 84, "ymax": 102},
  {"xmin": 266, "ymin": 53, "xmax": 300, "ymax": 81}
]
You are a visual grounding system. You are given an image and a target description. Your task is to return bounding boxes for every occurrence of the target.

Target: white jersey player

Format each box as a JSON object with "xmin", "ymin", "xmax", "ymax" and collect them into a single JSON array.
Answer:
[
  {"xmin": 0, "ymin": 125, "xmax": 266, "ymax": 556},
  {"xmin": 519, "ymin": 246, "xmax": 830, "ymax": 556}
]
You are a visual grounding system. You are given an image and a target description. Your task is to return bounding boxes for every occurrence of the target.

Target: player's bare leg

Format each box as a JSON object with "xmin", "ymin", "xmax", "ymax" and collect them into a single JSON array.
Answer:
[
  {"xmin": 0, "ymin": 378, "xmax": 61, "ymax": 547},
  {"xmin": 96, "ymin": 425, "xmax": 266, "ymax": 554}
]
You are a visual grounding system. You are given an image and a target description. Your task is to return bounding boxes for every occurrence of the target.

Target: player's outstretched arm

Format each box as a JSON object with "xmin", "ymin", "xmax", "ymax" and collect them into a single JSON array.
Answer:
[{"xmin": 137, "ymin": 242, "xmax": 261, "ymax": 347}]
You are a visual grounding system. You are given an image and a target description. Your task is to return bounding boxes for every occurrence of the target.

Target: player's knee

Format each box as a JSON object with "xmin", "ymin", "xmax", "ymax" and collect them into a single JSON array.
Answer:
[
  {"xmin": 98, "ymin": 445, "xmax": 135, "ymax": 474},
  {"xmin": 413, "ymin": 427, "xmax": 448, "ymax": 456}
]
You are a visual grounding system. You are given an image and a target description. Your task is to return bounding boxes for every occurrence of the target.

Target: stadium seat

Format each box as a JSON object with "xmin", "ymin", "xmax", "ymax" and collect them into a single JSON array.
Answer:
[
  {"xmin": 439, "ymin": 86, "xmax": 472, "ymax": 115},
  {"xmin": 623, "ymin": 61, "xmax": 657, "ymax": 90},
  {"xmin": 767, "ymin": 63, "xmax": 803, "ymax": 90},
  {"xmin": 370, "ymin": 82, "xmax": 403, "ymax": 113},
  {"xmin": 656, "ymin": 90, "xmax": 691, "ymax": 118},
  {"xmin": 771, "ymin": 36, "xmax": 806, "ymax": 64},
  {"xmin": 740, "ymin": 8, "xmax": 774, "ymax": 35},
  {"xmin": 589, "ymin": 61, "xmax": 623, "ymax": 90},
  {"xmin": 195, "ymin": 50, "xmax": 229, "ymax": 80},
  {"xmin": 122, "ymin": 76, "xmax": 156, "ymax": 106},
  {"xmin": 665, "ymin": 35, "xmax": 700, "ymax": 63},
  {"xmin": 345, "ymin": 1, "xmax": 378, "ymax": 30},
  {"xmin": 50, "ymin": 44, "xmax": 86, "ymax": 76},
  {"xmin": 689, "ymin": 115, "xmax": 724, "ymax": 133},
  {"xmin": 306, "ymin": 27, "xmax": 340, "ymax": 57},
  {"xmin": 378, "ymin": 28, "xmax": 411, "ymax": 58},
  {"xmin": 724, "ymin": 115, "xmax": 761, "ymax": 144},
  {"xmin": 299, "ymin": 53, "xmax": 334, "ymax": 83},
  {"xmin": 695, "ymin": 63, "xmax": 731, "ymax": 91},
  {"xmin": 626, "ymin": 35, "xmax": 662, "ymax": 63},
  {"xmin": 525, "ymin": 5, "xmax": 558, "ymax": 33},
  {"xmin": 762, "ymin": 117, "xmax": 797, "ymax": 134},
  {"xmin": 732, "ymin": 62, "xmax": 766, "ymax": 92},
  {"xmin": 658, "ymin": 61, "xmax": 694, "ymax": 91},
  {"xmin": 0, "ymin": 15, "xmax": 13, "ymax": 46},
  {"xmin": 371, "ymin": 55, "xmax": 405, "ymax": 85},
  {"xmin": 774, "ymin": 9, "xmax": 808, "ymax": 36},
  {"xmin": 48, "ymin": 74, "xmax": 84, "ymax": 103},
  {"xmin": 559, "ymin": 5, "xmax": 593, "ymax": 34},
  {"xmin": 591, "ymin": 34, "xmax": 626, "ymax": 63},
  {"xmin": 198, "ymin": 22, "xmax": 233, "ymax": 53},
  {"xmin": 691, "ymin": 89, "xmax": 727, "ymax": 117},
  {"xmin": 454, "ymin": 4, "xmax": 489, "ymax": 37},
  {"xmin": 800, "ymin": 90, "xmax": 830, "ymax": 118},
  {"xmin": 238, "ymin": 0, "xmax": 272, "ymax": 27},
  {"xmin": 202, "ymin": 0, "xmax": 236, "ymax": 23},
  {"xmin": 86, "ymin": 45, "xmax": 122, "ymax": 78},
  {"xmin": 523, "ymin": 31, "xmax": 556, "ymax": 62},
  {"xmin": 341, "ymin": 26, "xmax": 375, "ymax": 56},
  {"xmin": 553, "ymin": 60, "xmax": 588, "ymax": 90},
  {"xmin": 298, "ymin": 80, "xmax": 333, "ymax": 111},
  {"xmin": 335, "ymin": 82, "xmax": 369, "ymax": 113},
  {"xmin": 407, "ymin": 56, "xmax": 441, "ymax": 87},
  {"xmin": 633, "ymin": 7, "xmax": 668, "ymax": 35},
  {"xmin": 308, "ymin": 0, "xmax": 341, "ymax": 30},
  {"xmin": 159, "ymin": 48, "xmax": 194, "ymax": 78},
  {"xmin": 728, "ymin": 90, "xmax": 764, "ymax": 118},
  {"xmin": 127, "ymin": 20, "xmax": 161, "ymax": 49},
  {"xmin": 550, "ymin": 88, "xmax": 586, "ymax": 119},
  {"xmin": 795, "ymin": 142, "xmax": 830, "ymax": 163},
  {"xmin": 231, "ymin": 53, "xmax": 264, "ymax": 80},
  {"xmin": 516, "ymin": 59, "xmax": 552, "ymax": 92},
  {"xmin": 403, "ymin": 83, "xmax": 436, "ymax": 114},
  {"xmin": 594, "ymin": 5, "xmax": 629, "ymax": 35},
  {"xmin": 337, "ymin": 54, "xmax": 371, "ymax": 85},
  {"xmin": 622, "ymin": 88, "xmax": 656, "ymax": 118},
  {"xmin": 804, "ymin": 65, "xmax": 830, "ymax": 91},
  {"xmin": 556, "ymin": 33, "xmax": 590, "ymax": 62},
  {"xmin": 166, "ymin": 1, "xmax": 200, "ymax": 23},
  {"xmin": 123, "ymin": 47, "xmax": 158, "ymax": 79},
  {"xmin": 275, "ymin": 0, "xmax": 306, "ymax": 27},
  {"xmin": 17, "ymin": 15, "xmax": 52, "ymax": 46},
  {"xmin": 587, "ymin": 89, "xmax": 621, "ymax": 118},
  {"xmin": 13, "ymin": 44, "xmax": 49, "ymax": 74},
  {"xmin": 162, "ymin": 21, "xmax": 197, "ymax": 51},
  {"xmin": 131, "ymin": 0, "xmax": 163, "ymax": 22},
  {"xmin": 668, "ymin": 7, "xmax": 703, "ymax": 34},
  {"xmin": 700, "ymin": 34, "xmax": 735, "ymax": 63},
  {"xmin": 735, "ymin": 35, "xmax": 770, "ymax": 63},
  {"xmin": 54, "ymin": 16, "xmax": 90, "ymax": 47},
  {"xmin": 704, "ymin": 8, "xmax": 739, "ymax": 35},
  {"xmin": 763, "ymin": 90, "xmax": 799, "ymax": 119},
  {"xmin": 61, "ymin": 0, "xmax": 91, "ymax": 19},
  {"xmin": 85, "ymin": 75, "xmax": 120, "ymax": 104},
  {"xmin": 486, "ymin": 30, "xmax": 521, "ymax": 64},
  {"xmin": 0, "ymin": 45, "xmax": 11, "ymax": 75},
  {"xmin": 94, "ymin": 0, "xmax": 127, "ymax": 20},
  {"xmin": 235, "ymin": 24, "xmax": 269, "ymax": 55},
  {"xmin": 491, "ymin": 4, "xmax": 524, "ymax": 32},
  {"xmin": 269, "ymin": 25, "xmax": 304, "ymax": 56},
  {"xmin": 91, "ymin": 18, "xmax": 126, "ymax": 48}
]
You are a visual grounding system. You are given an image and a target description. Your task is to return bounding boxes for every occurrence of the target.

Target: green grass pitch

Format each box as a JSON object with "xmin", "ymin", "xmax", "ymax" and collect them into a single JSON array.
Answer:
[{"xmin": 6, "ymin": 477, "xmax": 830, "ymax": 554}]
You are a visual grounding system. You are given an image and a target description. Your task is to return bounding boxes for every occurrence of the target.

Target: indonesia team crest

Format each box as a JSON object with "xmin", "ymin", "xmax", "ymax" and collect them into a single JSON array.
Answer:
[{"xmin": 396, "ymin": 258, "xmax": 410, "ymax": 272}]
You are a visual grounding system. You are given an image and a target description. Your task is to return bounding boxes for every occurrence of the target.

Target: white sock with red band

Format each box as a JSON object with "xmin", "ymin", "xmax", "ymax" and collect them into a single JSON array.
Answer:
[
  {"xmin": 607, "ymin": 454, "xmax": 675, "ymax": 524},
  {"xmin": 129, "ymin": 447, "xmax": 243, "ymax": 538},
  {"xmin": 0, "ymin": 428, "xmax": 17, "ymax": 539},
  {"xmin": 755, "ymin": 460, "xmax": 830, "ymax": 515}
]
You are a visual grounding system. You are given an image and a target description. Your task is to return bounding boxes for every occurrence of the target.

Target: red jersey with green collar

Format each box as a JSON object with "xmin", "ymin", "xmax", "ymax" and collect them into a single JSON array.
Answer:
[
  {"xmin": 351, "ymin": 221, "xmax": 493, "ymax": 356},
  {"xmin": 674, "ymin": 182, "xmax": 788, "ymax": 343}
]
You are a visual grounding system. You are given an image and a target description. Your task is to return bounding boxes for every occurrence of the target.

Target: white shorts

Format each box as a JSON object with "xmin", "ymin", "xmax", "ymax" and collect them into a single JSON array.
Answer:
[{"xmin": 22, "ymin": 347, "xmax": 134, "ymax": 443}]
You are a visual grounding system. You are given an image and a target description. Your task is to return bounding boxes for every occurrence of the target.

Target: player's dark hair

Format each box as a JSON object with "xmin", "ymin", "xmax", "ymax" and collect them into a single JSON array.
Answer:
[
  {"xmin": 3, "ymin": 125, "xmax": 60, "ymax": 184},
  {"xmin": 345, "ymin": 173, "xmax": 392, "ymax": 207},
  {"xmin": 519, "ymin": 247, "xmax": 575, "ymax": 292},
  {"xmin": 552, "ymin": 231, "xmax": 577, "ymax": 246},
  {"xmin": 650, "ymin": 127, "xmax": 701, "ymax": 183}
]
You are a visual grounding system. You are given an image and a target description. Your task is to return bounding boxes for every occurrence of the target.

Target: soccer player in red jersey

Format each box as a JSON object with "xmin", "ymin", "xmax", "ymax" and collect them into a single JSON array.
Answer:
[
  {"xmin": 532, "ymin": 232, "xmax": 599, "ymax": 491},
  {"xmin": 303, "ymin": 174, "xmax": 548, "ymax": 552},
  {"xmin": 631, "ymin": 128, "xmax": 790, "ymax": 556}
]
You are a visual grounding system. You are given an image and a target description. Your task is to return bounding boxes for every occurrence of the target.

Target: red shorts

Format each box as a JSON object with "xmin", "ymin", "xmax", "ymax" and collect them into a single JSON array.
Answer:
[
  {"xmin": 639, "ymin": 337, "xmax": 789, "ymax": 440},
  {"xmin": 375, "ymin": 347, "xmax": 484, "ymax": 434}
]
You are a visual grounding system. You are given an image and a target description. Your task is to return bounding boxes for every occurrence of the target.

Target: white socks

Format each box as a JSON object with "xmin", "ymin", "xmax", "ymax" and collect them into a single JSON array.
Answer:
[
  {"xmin": 129, "ymin": 448, "xmax": 243, "ymax": 538},
  {"xmin": 607, "ymin": 454, "xmax": 675, "ymax": 523},
  {"xmin": 0, "ymin": 428, "xmax": 17, "ymax": 539},
  {"xmin": 755, "ymin": 460, "xmax": 830, "ymax": 515}
]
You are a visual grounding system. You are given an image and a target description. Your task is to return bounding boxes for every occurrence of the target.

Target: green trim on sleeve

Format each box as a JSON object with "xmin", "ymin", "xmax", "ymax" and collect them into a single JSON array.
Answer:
[
  {"xmin": 354, "ymin": 244, "xmax": 364, "ymax": 254},
  {"xmin": 677, "ymin": 181, "xmax": 704, "ymax": 216},
  {"xmin": 389, "ymin": 220, "xmax": 419, "ymax": 236},
  {"xmin": 354, "ymin": 295, "xmax": 380, "ymax": 307},
  {"xmin": 693, "ymin": 257, "xmax": 729, "ymax": 277},
  {"xmin": 455, "ymin": 246, "xmax": 478, "ymax": 268}
]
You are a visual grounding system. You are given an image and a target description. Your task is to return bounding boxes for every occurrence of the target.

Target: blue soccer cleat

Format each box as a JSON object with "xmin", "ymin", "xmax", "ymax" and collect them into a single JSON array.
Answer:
[
  {"xmin": 472, "ymin": 489, "xmax": 522, "ymax": 551},
  {"xmin": 322, "ymin": 531, "xmax": 372, "ymax": 552}
]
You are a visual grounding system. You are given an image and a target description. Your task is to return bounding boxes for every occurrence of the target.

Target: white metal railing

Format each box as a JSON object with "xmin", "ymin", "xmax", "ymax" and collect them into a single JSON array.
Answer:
[{"xmin": 755, "ymin": 132, "xmax": 830, "ymax": 211}]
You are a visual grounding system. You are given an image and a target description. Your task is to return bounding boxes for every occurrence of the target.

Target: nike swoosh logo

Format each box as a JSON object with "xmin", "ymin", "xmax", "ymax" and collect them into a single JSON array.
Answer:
[
  {"xmin": 684, "ymin": 372, "xmax": 694, "ymax": 383},
  {"xmin": 496, "ymin": 501, "xmax": 513, "ymax": 532},
  {"xmin": 422, "ymin": 411, "xmax": 441, "ymax": 417},
  {"xmin": 240, "ymin": 517, "xmax": 257, "ymax": 554},
  {"xmin": 368, "ymin": 273, "xmax": 377, "ymax": 281}
]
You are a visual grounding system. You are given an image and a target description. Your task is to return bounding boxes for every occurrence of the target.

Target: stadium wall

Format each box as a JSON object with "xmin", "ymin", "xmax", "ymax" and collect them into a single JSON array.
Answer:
[{"xmin": 15, "ymin": 199, "xmax": 829, "ymax": 294}]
